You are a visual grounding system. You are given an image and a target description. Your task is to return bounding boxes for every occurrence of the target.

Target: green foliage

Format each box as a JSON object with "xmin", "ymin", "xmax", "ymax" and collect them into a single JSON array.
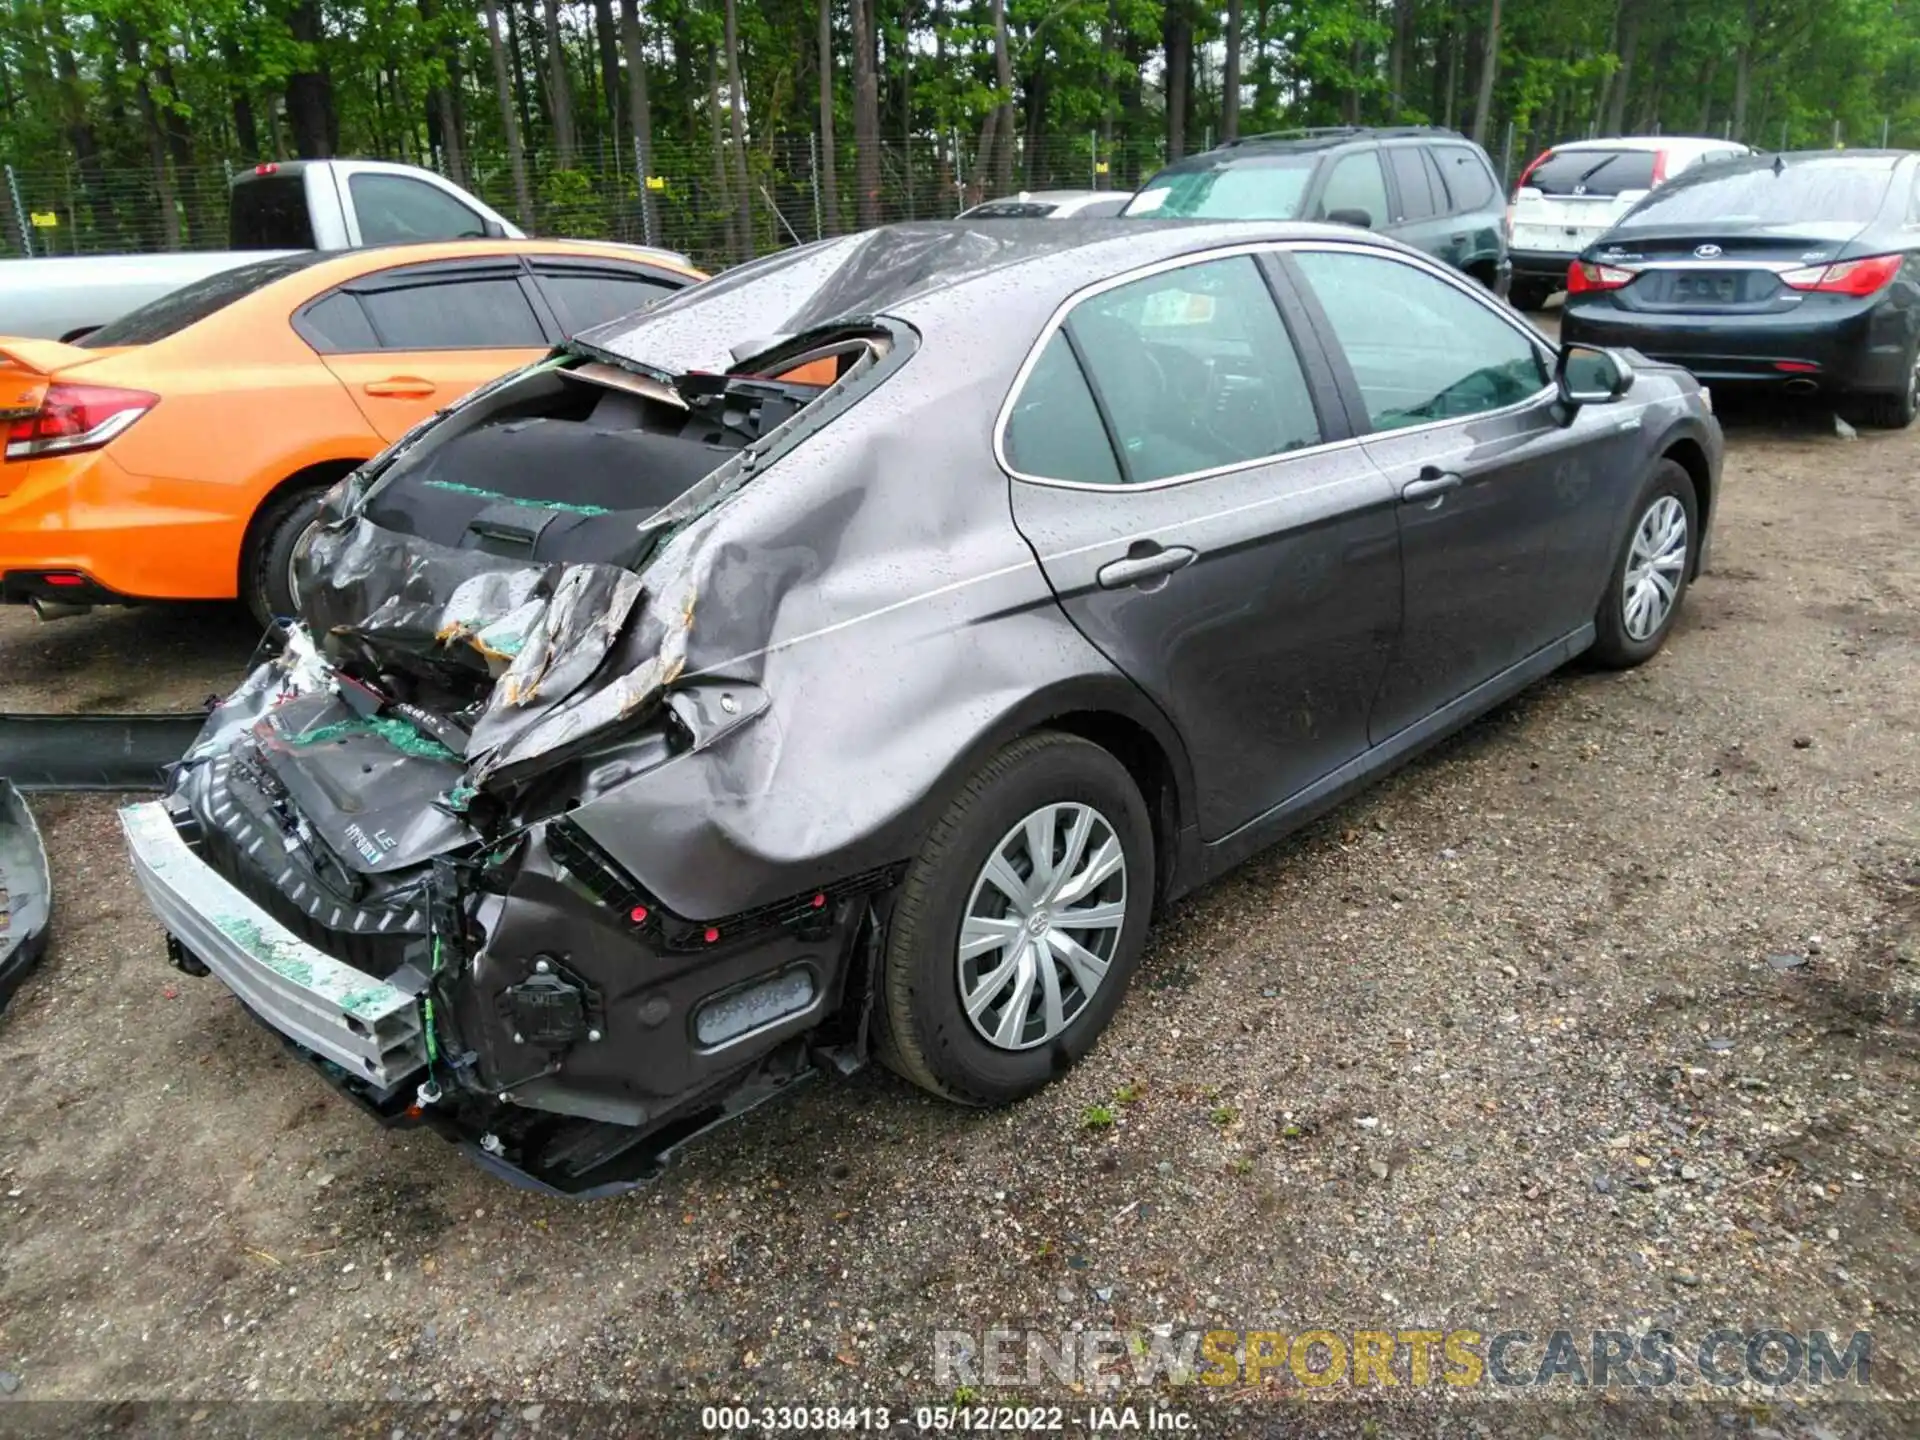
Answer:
[{"xmin": 540, "ymin": 166, "xmax": 610, "ymax": 237}]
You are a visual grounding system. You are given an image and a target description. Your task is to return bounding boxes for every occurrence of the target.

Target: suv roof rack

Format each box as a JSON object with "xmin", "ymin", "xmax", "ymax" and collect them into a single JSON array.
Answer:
[{"xmin": 1221, "ymin": 124, "xmax": 1461, "ymax": 148}]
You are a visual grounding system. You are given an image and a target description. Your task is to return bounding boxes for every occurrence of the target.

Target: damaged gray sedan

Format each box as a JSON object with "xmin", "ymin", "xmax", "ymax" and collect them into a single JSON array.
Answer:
[{"xmin": 121, "ymin": 220, "xmax": 1721, "ymax": 1193}]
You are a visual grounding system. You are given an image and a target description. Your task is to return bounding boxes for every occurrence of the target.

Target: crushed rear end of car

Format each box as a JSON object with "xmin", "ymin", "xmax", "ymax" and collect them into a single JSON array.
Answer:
[{"xmin": 120, "ymin": 329, "xmax": 911, "ymax": 1195}]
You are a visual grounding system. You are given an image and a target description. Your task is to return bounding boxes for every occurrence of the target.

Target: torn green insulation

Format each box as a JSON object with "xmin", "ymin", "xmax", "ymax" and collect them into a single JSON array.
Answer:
[
  {"xmin": 422, "ymin": 479, "xmax": 611, "ymax": 516},
  {"xmin": 287, "ymin": 716, "xmax": 458, "ymax": 762}
]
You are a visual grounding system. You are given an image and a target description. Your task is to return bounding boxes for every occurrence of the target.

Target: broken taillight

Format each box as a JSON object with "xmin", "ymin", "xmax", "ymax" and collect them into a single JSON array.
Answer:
[{"xmin": 4, "ymin": 383, "xmax": 158, "ymax": 461}]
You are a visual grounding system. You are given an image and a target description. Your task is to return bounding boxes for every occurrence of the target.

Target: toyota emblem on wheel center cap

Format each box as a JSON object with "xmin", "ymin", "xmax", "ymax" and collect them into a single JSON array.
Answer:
[{"xmin": 1694, "ymin": 243, "xmax": 1723, "ymax": 259}]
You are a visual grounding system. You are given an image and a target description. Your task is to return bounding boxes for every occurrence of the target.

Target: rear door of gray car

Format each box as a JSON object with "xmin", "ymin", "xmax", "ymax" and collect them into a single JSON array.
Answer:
[{"xmin": 997, "ymin": 247, "xmax": 1403, "ymax": 845}]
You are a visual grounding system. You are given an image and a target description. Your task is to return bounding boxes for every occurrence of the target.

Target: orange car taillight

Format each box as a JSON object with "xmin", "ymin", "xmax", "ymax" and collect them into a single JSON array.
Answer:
[
  {"xmin": 1779, "ymin": 254, "xmax": 1902, "ymax": 297},
  {"xmin": 3, "ymin": 383, "xmax": 157, "ymax": 461}
]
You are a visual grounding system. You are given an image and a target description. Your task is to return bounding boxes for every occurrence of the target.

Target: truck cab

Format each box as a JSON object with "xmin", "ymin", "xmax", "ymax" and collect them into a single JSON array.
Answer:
[{"xmin": 229, "ymin": 159, "xmax": 525, "ymax": 250}]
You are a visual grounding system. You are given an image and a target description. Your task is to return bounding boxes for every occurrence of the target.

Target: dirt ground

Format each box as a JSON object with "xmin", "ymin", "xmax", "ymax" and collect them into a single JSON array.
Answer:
[{"xmin": 0, "ymin": 388, "xmax": 1915, "ymax": 1432}]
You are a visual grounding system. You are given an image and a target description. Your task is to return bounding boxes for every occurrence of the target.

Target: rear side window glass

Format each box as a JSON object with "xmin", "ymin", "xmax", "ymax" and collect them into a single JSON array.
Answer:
[
  {"xmin": 229, "ymin": 175, "xmax": 316, "ymax": 249},
  {"xmin": 1434, "ymin": 146, "xmax": 1497, "ymax": 211},
  {"xmin": 1527, "ymin": 148, "xmax": 1658, "ymax": 196},
  {"xmin": 533, "ymin": 267, "xmax": 680, "ymax": 333},
  {"xmin": 358, "ymin": 277, "xmax": 546, "ymax": 349},
  {"xmin": 297, "ymin": 291, "xmax": 380, "ymax": 352},
  {"xmin": 79, "ymin": 255, "xmax": 324, "ymax": 347},
  {"xmin": 1616, "ymin": 160, "xmax": 1894, "ymax": 230},
  {"xmin": 1003, "ymin": 331, "xmax": 1122, "ymax": 486},
  {"xmin": 1386, "ymin": 147, "xmax": 1440, "ymax": 221},
  {"xmin": 1063, "ymin": 255, "xmax": 1321, "ymax": 484},
  {"xmin": 1317, "ymin": 151, "xmax": 1390, "ymax": 228},
  {"xmin": 349, "ymin": 174, "xmax": 489, "ymax": 243}
]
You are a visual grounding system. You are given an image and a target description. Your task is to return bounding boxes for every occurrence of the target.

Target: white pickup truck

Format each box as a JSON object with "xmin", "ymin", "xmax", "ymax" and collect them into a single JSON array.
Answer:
[{"xmin": 0, "ymin": 159, "xmax": 680, "ymax": 342}]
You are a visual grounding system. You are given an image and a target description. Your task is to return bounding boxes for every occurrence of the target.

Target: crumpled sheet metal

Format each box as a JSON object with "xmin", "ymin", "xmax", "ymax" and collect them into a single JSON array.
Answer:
[
  {"xmin": 185, "ymin": 623, "xmax": 333, "ymax": 764},
  {"xmin": 0, "ymin": 779, "xmax": 52, "ymax": 1012}
]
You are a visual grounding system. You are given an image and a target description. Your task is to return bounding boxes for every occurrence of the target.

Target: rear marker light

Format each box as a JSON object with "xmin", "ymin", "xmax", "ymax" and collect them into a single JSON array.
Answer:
[
  {"xmin": 1567, "ymin": 262, "xmax": 1636, "ymax": 294},
  {"xmin": 5, "ymin": 383, "xmax": 158, "ymax": 461},
  {"xmin": 1779, "ymin": 254, "xmax": 1901, "ymax": 297},
  {"xmin": 44, "ymin": 573, "xmax": 85, "ymax": 587},
  {"xmin": 1774, "ymin": 361, "xmax": 1822, "ymax": 374},
  {"xmin": 704, "ymin": 927, "xmax": 720, "ymax": 944},
  {"xmin": 810, "ymin": 893, "xmax": 827, "ymax": 909},
  {"xmin": 629, "ymin": 904, "xmax": 650, "ymax": 924}
]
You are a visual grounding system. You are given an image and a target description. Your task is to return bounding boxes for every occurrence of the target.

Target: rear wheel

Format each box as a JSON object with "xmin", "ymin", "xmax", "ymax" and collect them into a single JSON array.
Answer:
[
  {"xmin": 1589, "ymin": 460, "xmax": 1698, "ymax": 669},
  {"xmin": 243, "ymin": 485, "xmax": 328, "ymax": 631},
  {"xmin": 875, "ymin": 732, "xmax": 1154, "ymax": 1106},
  {"xmin": 1858, "ymin": 343, "xmax": 1919, "ymax": 429}
]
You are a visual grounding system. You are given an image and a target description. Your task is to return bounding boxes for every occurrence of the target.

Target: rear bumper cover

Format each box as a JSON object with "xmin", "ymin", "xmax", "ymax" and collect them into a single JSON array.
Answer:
[
  {"xmin": 1562, "ymin": 301, "xmax": 1906, "ymax": 392},
  {"xmin": 120, "ymin": 799, "xmax": 429, "ymax": 1089},
  {"xmin": 1510, "ymin": 248, "xmax": 1576, "ymax": 285}
]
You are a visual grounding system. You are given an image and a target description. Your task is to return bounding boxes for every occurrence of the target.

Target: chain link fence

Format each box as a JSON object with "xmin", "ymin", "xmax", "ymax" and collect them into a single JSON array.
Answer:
[
  {"xmin": 5, "ymin": 116, "xmax": 1907, "ymax": 269},
  {"xmin": 0, "ymin": 133, "xmax": 1178, "ymax": 270}
]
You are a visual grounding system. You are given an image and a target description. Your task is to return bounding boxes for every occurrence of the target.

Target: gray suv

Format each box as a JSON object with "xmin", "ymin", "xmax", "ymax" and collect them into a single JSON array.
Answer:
[{"xmin": 1122, "ymin": 126, "xmax": 1512, "ymax": 295}]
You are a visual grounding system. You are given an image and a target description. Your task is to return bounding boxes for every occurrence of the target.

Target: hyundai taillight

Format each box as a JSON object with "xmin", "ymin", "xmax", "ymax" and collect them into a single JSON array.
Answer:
[
  {"xmin": 3, "ymin": 383, "xmax": 157, "ymax": 461},
  {"xmin": 1779, "ymin": 254, "xmax": 1902, "ymax": 297},
  {"xmin": 1567, "ymin": 261, "xmax": 1636, "ymax": 294}
]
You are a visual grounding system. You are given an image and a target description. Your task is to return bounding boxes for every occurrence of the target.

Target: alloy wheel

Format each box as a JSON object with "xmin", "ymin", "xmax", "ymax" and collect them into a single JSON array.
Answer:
[
  {"xmin": 956, "ymin": 802, "xmax": 1128, "ymax": 1051},
  {"xmin": 1621, "ymin": 494, "xmax": 1690, "ymax": 642}
]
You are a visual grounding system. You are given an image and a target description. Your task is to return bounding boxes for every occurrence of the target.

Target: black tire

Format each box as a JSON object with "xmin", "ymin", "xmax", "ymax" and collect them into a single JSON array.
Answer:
[
  {"xmin": 1589, "ymin": 459, "xmax": 1699, "ymax": 669},
  {"xmin": 243, "ymin": 485, "xmax": 327, "ymax": 631},
  {"xmin": 1857, "ymin": 345, "xmax": 1919, "ymax": 429},
  {"xmin": 874, "ymin": 732, "xmax": 1154, "ymax": 1106},
  {"xmin": 1509, "ymin": 280, "xmax": 1552, "ymax": 313}
]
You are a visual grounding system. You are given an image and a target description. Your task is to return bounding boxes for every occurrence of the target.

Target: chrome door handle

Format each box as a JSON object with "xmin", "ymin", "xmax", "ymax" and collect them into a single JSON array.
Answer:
[
  {"xmin": 1096, "ymin": 544, "xmax": 1197, "ymax": 590},
  {"xmin": 1400, "ymin": 470, "xmax": 1463, "ymax": 504}
]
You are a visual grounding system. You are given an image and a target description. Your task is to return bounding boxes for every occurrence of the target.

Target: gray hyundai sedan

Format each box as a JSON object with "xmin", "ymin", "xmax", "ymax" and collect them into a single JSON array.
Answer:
[{"xmin": 122, "ymin": 220, "xmax": 1722, "ymax": 1193}]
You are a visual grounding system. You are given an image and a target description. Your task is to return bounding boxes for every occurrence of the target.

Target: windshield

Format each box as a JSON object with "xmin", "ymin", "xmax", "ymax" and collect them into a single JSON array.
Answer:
[
  {"xmin": 961, "ymin": 201, "xmax": 1059, "ymax": 218},
  {"xmin": 1526, "ymin": 148, "xmax": 1657, "ymax": 197},
  {"xmin": 1615, "ymin": 160, "xmax": 1893, "ymax": 231},
  {"xmin": 79, "ymin": 255, "xmax": 326, "ymax": 347},
  {"xmin": 1123, "ymin": 156, "xmax": 1316, "ymax": 220}
]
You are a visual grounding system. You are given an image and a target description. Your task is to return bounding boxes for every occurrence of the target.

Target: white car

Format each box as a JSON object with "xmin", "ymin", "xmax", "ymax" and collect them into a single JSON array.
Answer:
[
  {"xmin": 958, "ymin": 190, "xmax": 1133, "ymax": 219},
  {"xmin": 1506, "ymin": 136, "xmax": 1750, "ymax": 309}
]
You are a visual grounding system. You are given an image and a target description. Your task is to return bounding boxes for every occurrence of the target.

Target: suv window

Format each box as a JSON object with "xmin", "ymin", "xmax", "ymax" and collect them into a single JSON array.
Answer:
[
  {"xmin": 531, "ymin": 263, "xmax": 680, "ymax": 333},
  {"xmin": 1385, "ymin": 147, "xmax": 1441, "ymax": 222},
  {"xmin": 1002, "ymin": 332, "xmax": 1122, "ymax": 486},
  {"xmin": 1432, "ymin": 145, "xmax": 1497, "ymax": 212},
  {"xmin": 1293, "ymin": 250, "xmax": 1546, "ymax": 431},
  {"xmin": 229, "ymin": 174, "xmax": 316, "ymax": 249},
  {"xmin": 1526, "ymin": 148, "xmax": 1658, "ymax": 197},
  {"xmin": 349, "ymin": 173, "xmax": 489, "ymax": 243},
  {"xmin": 1031, "ymin": 255, "xmax": 1320, "ymax": 485},
  {"xmin": 1122, "ymin": 154, "xmax": 1316, "ymax": 220},
  {"xmin": 356, "ymin": 273, "xmax": 546, "ymax": 349},
  {"xmin": 1318, "ymin": 151, "xmax": 1390, "ymax": 228}
]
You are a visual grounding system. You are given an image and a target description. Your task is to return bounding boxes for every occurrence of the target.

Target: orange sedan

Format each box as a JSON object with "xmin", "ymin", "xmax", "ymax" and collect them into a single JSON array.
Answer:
[{"xmin": 0, "ymin": 239, "xmax": 703, "ymax": 625}]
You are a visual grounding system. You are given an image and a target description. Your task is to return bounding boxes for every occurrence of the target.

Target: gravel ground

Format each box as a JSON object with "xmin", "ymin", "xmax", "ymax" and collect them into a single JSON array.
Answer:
[{"xmin": 0, "ymin": 391, "xmax": 1915, "ymax": 1435}]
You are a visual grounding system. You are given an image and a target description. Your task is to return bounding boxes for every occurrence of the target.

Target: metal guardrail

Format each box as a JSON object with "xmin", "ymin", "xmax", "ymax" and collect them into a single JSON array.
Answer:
[{"xmin": 0, "ymin": 712, "xmax": 203, "ymax": 792}]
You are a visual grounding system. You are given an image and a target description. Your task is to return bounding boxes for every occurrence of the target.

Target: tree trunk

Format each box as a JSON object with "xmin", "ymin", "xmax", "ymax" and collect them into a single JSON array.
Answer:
[
  {"xmin": 1731, "ymin": 0, "xmax": 1756, "ymax": 140},
  {"xmin": 593, "ymin": 0, "xmax": 622, "ymax": 145},
  {"xmin": 818, "ymin": 0, "xmax": 840, "ymax": 232},
  {"xmin": 1387, "ymin": 0, "xmax": 1413, "ymax": 119},
  {"xmin": 1604, "ymin": 0, "xmax": 1637, "ymax": 135},
  {"xmin": 619, "ymin": 0, "xmax": 659, "ymax": 240},
  {"xmin": 1696, "ymin": 56, "xmax": 1718, "ymax": 135},
  {"xmin": 1223, "ymin": 0, "xmax": 1242, "ymax": 142},
  {"xmin": 543, "ymin": 0, "xmax": 577, "ymax": 167},
  {"xmin": 1253, "ymin": 0, "xmax": 1272, "ymax": 123},
  {"xmin": 1096, "ymin": 1, "xmax": 1116, "ymax": 183},
  {"xmin": 1163, "ymin": 2, "xmax": 1191, "ymax": 161},
  {"xmin": 708, "ymin": 50, "xmax": 735, "ymax": 257},
  {"xmin": 54, "ymin": 19, "xmax": 119, "ymax": 240},
  {"xmin": 1443, "ymin": 17, "xmax": 1462, "ymax": 130},
  {"xmin": 285, "ymin": 0, "xmax": 334, "ymax": 158},
  {"xmin": 484, "ymin": 0, "xmax": 537, "ymax": 226},
  {"xmin": 118, "ymin": 27, "xmax": 182, "ymax": 248},
  {"xmin": 1469, "ymin": 0, "xmax": 1502, "ymax": 145},
  {"xmin": 506, "ymin": 1, "xmax": 537, "ymax": 151},
  {"xmin": 851, "ymin": 0, "xmax": 881, "ymax": 226},
  {"xmin": 723, "ymin": 0, "xmax": 753, "ymax": 261},
  {"xmin": 990, "ymin": 0, "xmax": 1014, "ymax": 193}
]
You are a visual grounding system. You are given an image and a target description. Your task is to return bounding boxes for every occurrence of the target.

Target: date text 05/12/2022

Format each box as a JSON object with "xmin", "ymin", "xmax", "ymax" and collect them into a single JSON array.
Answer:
[{"xmin": 699, "ymin": 1405, "xmax": 1194, "ymax": 1432}]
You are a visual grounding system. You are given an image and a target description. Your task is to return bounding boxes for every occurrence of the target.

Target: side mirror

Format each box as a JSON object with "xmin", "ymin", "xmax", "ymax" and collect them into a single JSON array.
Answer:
[
  {"xmin": 1558, "ymin": 343, "xmax": 1635, "ymax": 407},
  {"xmin": 482, "ymin": 217, "xmax": 509, "ymax": 239},
  {"xmin": 1325, "ymin": 208, "xmax": 1374, "ymax": 230}
]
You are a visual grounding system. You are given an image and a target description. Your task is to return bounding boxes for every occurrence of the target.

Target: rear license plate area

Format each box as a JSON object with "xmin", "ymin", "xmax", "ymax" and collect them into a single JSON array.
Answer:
[{"xmin": 1673, "ymin": 273, "xmax": 1738, "ymax": 303}]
